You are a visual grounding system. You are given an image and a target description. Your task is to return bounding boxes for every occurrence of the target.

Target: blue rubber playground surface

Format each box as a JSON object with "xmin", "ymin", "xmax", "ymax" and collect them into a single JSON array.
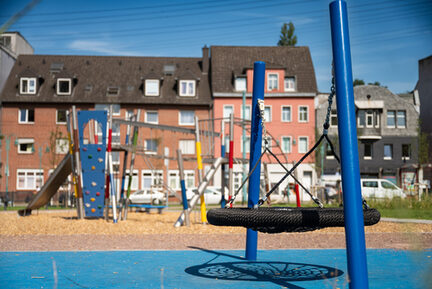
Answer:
[{"xmin": 0, "ymin": 248, "xmax": 430, "ymax": 288}]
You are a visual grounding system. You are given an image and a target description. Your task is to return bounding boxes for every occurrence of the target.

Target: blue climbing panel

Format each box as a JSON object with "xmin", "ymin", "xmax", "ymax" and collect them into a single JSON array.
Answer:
[{"xmin": 77, "ymin": 110, "xmax": 107, "ymax": 218}]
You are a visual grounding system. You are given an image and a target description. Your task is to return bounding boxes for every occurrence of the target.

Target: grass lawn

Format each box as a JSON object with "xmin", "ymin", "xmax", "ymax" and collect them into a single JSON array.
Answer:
[
  {"xmin": 3, "ymin": 195, "xmax": 432, "ymax": 220},
  {"xmin": 377, "ymin": 208, "xmax": 432, "ymax": 220}
]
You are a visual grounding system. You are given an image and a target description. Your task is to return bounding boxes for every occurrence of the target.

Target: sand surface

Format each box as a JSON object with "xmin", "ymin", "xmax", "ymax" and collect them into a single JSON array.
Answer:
[{"xmin": 0, "ymin": 210, "xmax": 430, "ymax": 251}]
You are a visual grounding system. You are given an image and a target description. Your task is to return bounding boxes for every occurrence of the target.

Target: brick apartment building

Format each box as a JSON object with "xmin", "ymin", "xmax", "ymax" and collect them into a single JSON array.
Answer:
[
  {"xmin": 211, "ymin": 46, "xmax": 318, "ymax": 201},
  {"xmin": 0, "ymin": 48, "xmax": 212, "ymax": 203}
]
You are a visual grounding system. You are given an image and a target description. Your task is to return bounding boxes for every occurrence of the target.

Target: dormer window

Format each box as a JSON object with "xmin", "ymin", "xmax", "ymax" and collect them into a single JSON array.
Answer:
[
  {"xmin": 107, "ymin": 86, "xmax": 119, "ymax": 96},
  {"xmin": 179, "ymin": 80, "xmax": 195, "ymax": 97},
  {"xmin": 284, "ymin": 77, "xmax": 296, "ymax": 92},
  {"xmin": 20, "ymin": 77, "xmax": 36, "ymax": 94},
  {"xmin": 145, "ymin": 79, "xmax": 160, "ymax": 96},
  {"xmin": 57, "ymin": 78, "xmax": 71, "ymax": 95},
  {"xmin": 235, "ymin": 77, "xmax": 246, "ymax": 92}
]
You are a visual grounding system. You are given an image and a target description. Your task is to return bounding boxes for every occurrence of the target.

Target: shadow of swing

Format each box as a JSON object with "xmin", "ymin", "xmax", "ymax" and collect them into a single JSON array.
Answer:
[{"xmin": 185, "ymin": 247, "xmax": 344, "ymax": 288}]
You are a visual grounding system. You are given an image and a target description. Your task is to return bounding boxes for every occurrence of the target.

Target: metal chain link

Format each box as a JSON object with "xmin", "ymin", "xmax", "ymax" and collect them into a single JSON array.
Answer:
[{"xmin": 323, "ymin": 74, "xmax": 336, "ymax": 135}]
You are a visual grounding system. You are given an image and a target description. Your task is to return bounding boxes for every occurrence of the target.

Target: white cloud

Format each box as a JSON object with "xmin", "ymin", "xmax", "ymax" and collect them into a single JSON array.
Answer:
[{"xmin": 68, "ymin": 40, "xmax": 141, "ymax": 56}]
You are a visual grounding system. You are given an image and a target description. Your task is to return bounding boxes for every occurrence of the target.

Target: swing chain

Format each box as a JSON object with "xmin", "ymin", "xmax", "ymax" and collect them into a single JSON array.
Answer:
[
  {"xmin": 225, "ymin": 99, "xmax": 270, "ymax": 207},
  {"xmin": 323, "ymin": 75, "xmax": 336, "ymax": 135}
]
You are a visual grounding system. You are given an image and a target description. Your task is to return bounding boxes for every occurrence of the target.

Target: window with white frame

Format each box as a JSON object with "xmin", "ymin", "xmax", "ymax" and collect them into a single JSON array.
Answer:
[
  {"xmin": 107, "ymin": 123, "xmax": 121, "ymax": 145},
  {"xmin": 145, "ymin": 111, "xmax": 158, "ymax": 124},
  {"xmin": 185, "ymin": 171, "xmax": 195, "ymax": 189},
  {"xmin": 358, "ymin": 109, "xmax": 380, "ymax": 127},
  {"xmin": 95, "ymin": 104, "xmax": 121, "ymax": 116},
  {"xmin": 267, "ymin": 73, "xmax": 278, "ymax": 90},
  {"xmin": 235, "ymin": 77, "xmax": 247, "ymax": 92},
  {"xmin": 168, "ymin": 171, "xmax": 180, "ymax": 190},
  {"xmin": 145, "ymin": 139, "xmax": 158, "ymax": 154},
  {"xmin": 179, "ymin": 139, "xmax": 195, "ymax": 155},
  {"xmin": 57, "ymin": 78, "xmax": 72, "ymax": 95},
  {"xmin": 142, "ymin": 172, "xmax": 152, "ymax": 190},
  {"xmin": 284, "ymin": 77, "xmax": 295, "ymax": 92},
  {"xmin": 141, "ymin": 170, "xmax": 163, "ymax": 190},
  {"xmin": 145, "ymin": 79, "xmax": 160, "ymax": 96},
  {"xmin": 20, "ymin": 77, "xmax": 36, "ymax": 94},
  {"xmin": 223, "ymin": 105, "xmax": 234, "ymax": 119},
  {"xmin": 0, "ymin": 35, "xmax": 11, "ymax": 50},
  {"xmin": 330, "ymin": 110, "xmax": 338, "ymax": 127},
  {"xmin": 386, "ymin": 110, "xmax": 396, "ymax": 127},
  {"xmin": 179, "ymin": 110, "xmax": 195, "ymax": 125},
  {"xmin": 125, "ymin": 169, "xmax": 139, "ymax": 190},
  {"xmin": 56, "ymin": 139, "xmax": 69, "ymax": 154},
  {"xmin": 375, "ymin": 111, "xmax": 380, "ymax": 128},
  {"xmin": 397, "ymin": 111, "xmax": 406, "ymax": 128},
  {"xmin": 179, "ymin": 80, "xmax": 196, "ymax": 97},
  {"xmin": 241, "ymin": 105, "xmax": 251, "ymax": 121},
  {"xmin": 364, "ymin": 143, "xmax": 373, "ymax": 159},
  {"xmin": 298, "ymin": 137, "xmax": 308, "ymax": 153},
  {"xmin": 264, "ymin": 106, "xmax": 271, "ymax": 122},
  {"xmin": 402, "ymin": 144, "xmax": 411, "ymax": 160},
  {"xmin": 281, "ymin": 136, "xmax": 292, "ymax": 153},
  {"xmin": 298, "ymin": 106, "xmax": 308, "ymax": 122},
  {"xmin": 383, "ymin": 144, "xmax": 393, "ymax": 160},
  {"xmin": 17, "ymin": 169, "xmax": 43, "ymax": 190},
  {"xmin": 366, "ymin": 110, "xmax": 374, "ymax": 128},
  {"xmin": 19, "ymin": 108, "xmax": 35, "ymax": 123},
  {"xmin": 17, "ymin": 138, "xmax": 34, "ymax": 154},
  {"xmin": 56, "ymin": 109, "xmax": 67, "ymax": 124},
  {"xmin": 281, "ymin": 106, "xmax": 291, "ymax": 122}
]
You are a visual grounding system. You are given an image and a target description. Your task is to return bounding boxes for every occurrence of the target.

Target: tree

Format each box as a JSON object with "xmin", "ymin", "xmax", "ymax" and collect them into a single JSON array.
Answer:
[
  {"xmin": 417, "ymin": 120, "xmax": 429, "ymax": 165},
  {"xmin": 278, "ymin": 22, "xmax": 297, "ymax": 46},
  {"xmin": 353, "ymin": 79, "xmax": 365, "ymax": 86},
  {"xmin": 368, "ymin": 81, "xmax": 381, "ymax": 86}
]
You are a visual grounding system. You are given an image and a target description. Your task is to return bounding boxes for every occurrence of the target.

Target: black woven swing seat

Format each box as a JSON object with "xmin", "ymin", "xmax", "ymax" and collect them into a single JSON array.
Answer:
[{"xmin": 207, "ymin": 207, "xmax": 380, "ymax": 233}]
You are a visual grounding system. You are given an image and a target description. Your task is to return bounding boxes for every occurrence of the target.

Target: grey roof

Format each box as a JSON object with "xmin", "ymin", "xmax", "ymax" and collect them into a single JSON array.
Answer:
[
  {"xmin": 354, "ymin": 85, "xmax": 415, "ymax": 106},
  {"xmin": 210, "ymin": 46, "xmax": 317, "ymax": 93},
  {"xmin": 316, "ymin": 85, "xmax": 416, "ymax": 110},
  {"xmin": 1, "ymin": 54, "xmax": 211, "ymax": 106}
]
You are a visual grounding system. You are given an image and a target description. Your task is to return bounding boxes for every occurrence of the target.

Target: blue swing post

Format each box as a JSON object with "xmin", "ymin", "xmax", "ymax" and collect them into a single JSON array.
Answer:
[
  {"xmin": 330, "ymin": 1, "xmax": 369, "ymax": 288},
  {"xmin": 245, "ymin": 61, "xmax": 265, "ymax": 261}
]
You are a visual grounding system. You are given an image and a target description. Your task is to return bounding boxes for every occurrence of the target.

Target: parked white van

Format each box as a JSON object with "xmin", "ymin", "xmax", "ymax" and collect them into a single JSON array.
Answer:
[{"xmin": 360, "ymin": 179, "xmax": 406, "ymax": 199}]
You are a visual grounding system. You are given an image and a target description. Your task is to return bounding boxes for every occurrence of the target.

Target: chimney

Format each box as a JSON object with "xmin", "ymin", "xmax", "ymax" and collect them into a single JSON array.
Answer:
[{"xmin": 202, "ymin": 45, "xmax": 209, "ymax": 74}]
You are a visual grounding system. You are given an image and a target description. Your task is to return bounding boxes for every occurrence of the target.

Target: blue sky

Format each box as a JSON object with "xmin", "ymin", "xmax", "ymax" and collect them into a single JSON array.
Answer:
[{"xmin": 1, "ymin": 0, "xmax": 431, "ymax": 93}]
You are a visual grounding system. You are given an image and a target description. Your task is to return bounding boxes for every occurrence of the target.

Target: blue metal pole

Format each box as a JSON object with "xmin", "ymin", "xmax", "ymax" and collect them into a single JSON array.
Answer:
[
  {"xmin": 177, "ymin": 149, "xmax": 190, "ymax": 226},
  {"xmin": 245, "ymin": 61, "xmax": 265, "ymax": 261},
  {"xmin": 330, "ymin": 1, "xmax": 369, "ymax": 288}
]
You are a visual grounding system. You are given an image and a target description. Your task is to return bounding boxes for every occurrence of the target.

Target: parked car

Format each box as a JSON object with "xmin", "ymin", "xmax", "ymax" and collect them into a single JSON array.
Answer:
[
  {"xmin": 186, "ymin": 186, "xmax": 236, "ymax": 205},
  {"xmin": 360, "ymin": 179, "xmax": 406, "ymax": 199},
  {"xmin": 129, "ymin": 189, "xmax": 166, "ymax": 205}
]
